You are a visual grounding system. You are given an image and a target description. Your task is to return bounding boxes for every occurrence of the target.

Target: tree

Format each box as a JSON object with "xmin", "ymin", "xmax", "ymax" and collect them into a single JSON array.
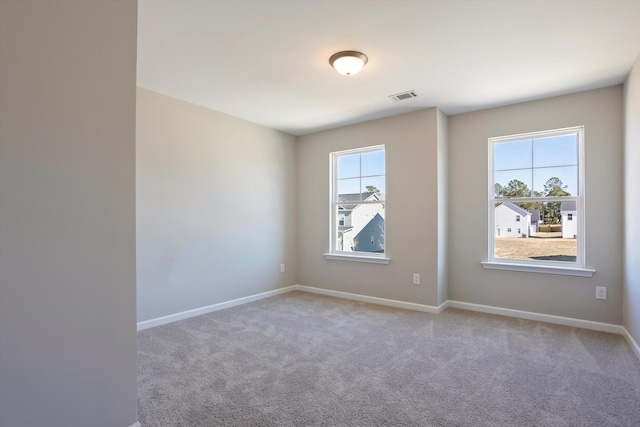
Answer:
[
  {"xmin": 496, "ymin": 179, "xmax": 539, "ymax": 211},
  {"xmin": 544, "ymin": 177, "xmax": 570, "ymax": 197},
  {"xmin": 500, "ymin": 179, "xmax": 531, "ymax": 198},
  {"xmin": 541, "ymin": 177, "xmax": 570, "ymax": 224},
  {"xmin": 365, "ymin": 185, "xmax": 381, "ymax": 195}
]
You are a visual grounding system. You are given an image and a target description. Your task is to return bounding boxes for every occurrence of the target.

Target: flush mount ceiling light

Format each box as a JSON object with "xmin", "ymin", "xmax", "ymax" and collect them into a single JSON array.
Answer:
[{"xmin": 329, "ymin": 51, "xmax": 368, "ymax": 76}]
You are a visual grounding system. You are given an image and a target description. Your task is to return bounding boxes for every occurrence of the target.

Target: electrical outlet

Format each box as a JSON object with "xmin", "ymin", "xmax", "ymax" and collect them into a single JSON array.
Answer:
[
  {"xmin": 412, "ymin": 273, "xmax": 420, "ymax": 285},
  {"xmin": 280, "ymin": 263, "xmax": 285, "ymax": 273},
  {"xmin": 595, "ymin": 286, "xmax": 607, "ymax": 300}
]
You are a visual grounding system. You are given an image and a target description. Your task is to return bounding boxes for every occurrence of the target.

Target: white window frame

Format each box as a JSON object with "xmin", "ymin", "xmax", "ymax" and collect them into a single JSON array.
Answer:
[
  {"xmin": 482, "ymin": 126, "xmax": 594, "ymax": 277},
  {"xmin": 324, "ymin": 145, "xmax": 390, "ymax": 264}
]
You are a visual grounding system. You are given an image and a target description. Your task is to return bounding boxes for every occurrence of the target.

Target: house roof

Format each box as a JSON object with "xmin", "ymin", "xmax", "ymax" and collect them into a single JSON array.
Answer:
[
  {"xmin": 338, "ymin": 192, "xmax": 380, "ymax": 210},
  {"xmin": 500, "ymin": 202, "xmax": 531, "ymax": 217},
  {"xmin": 338, "ymin": 192, "xmax": 375, "ymax": 203},
  {"xmin": 561, "ymin": 200, "xmax": 577, "ymax": 211},
  {"xmin": 529, "ymin": 209, "xmax": 540, "ymax": 222}
]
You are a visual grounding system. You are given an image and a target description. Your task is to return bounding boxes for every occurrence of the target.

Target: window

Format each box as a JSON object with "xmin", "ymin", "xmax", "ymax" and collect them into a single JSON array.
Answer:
[
  {"xmin": 326, "ymin": 145, "xmax": 387, "ymax": 263},
  {"xmin": 485, "ymin": 126, "xmax": 593, "ymax": 276}
]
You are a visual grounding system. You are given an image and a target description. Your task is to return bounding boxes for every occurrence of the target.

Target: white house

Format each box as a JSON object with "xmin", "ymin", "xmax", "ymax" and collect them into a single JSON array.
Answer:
[
  {"xmin": 529, "ymin": 209, "xmax": 540, "ymax": 236},
  {"xmin": 352, "ymin": 213, "xmax": 385, "ymax": 253},
  {"xmin": 337, "ymin": 192, "xmax": 385, "ymax": 252},
  {"xmin": 561, "ymin": 200, "xmax": 577, "ymax": 239},
  {"xmin": 495, "ymin": 202, "xmax": 532, "ymax": 238}
]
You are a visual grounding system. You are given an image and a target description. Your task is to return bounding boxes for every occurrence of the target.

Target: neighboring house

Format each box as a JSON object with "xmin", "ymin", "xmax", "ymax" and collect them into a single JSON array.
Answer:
[
  {"xmin": 353, "ymin": 212, "xmax": 385, "ymax": 252},
  {"xmin": 495, "ymin": 202, "xmax": 532, "ymax": 238},
  {"xmin": 529, "ymin": 209, "xmax": 540, "ymax": 236},
  {"xmin": 337, "ymin": 192, "xmax": 384, "ymax": 252},
  {"xmin": 561, "ymin": 200, "xmax": 577, "ymax": 238},
  {"xmin": 337, "ymin": 191, "xmax": 374, "ymax": 230}
]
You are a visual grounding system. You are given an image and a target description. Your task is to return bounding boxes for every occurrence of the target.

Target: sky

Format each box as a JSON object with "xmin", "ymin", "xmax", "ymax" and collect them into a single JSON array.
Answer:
[
  {"xmin": 494, "ymin": 133, "xmax": 578, "ymax": 196},
  {"xmin": 337, "ymin": 149, "xmax": 385, "ymax": 198},
  {"xmin": 333, "ymin": 135, "xmax": 576, "ymax": 200}
]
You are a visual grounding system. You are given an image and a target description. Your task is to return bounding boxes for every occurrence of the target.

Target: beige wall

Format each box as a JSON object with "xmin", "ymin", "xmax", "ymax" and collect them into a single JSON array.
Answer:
[
  {"xmin": 624, "ymin": 55, "xmax": 640, "ymax": 344},
  {"xmin": 0, "ymin": 1, "xmax": 138, "ymax": 426},
  {"xmin": 297, "ymin": 109, "xmax": 446, "ymax": 306},
  {"xmin": 448, "ymin": 86, "xmax": 624, "ymax": 324},
  {"xmin": 136, "ymin": 88, "xmax": 297, "ymax": 322}
]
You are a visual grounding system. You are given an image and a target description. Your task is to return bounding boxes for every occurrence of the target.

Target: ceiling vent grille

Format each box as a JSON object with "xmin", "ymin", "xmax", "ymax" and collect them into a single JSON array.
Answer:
[{"xmin": 389, "ymin": 90, "xmax": 418, "ymax": 101}]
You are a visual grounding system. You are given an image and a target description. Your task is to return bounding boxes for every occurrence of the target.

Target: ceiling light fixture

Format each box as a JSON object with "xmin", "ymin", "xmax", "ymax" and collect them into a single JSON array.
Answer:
[{"xmin": 329, "ymin": 51, "xmax": 368, "ymax": 76}]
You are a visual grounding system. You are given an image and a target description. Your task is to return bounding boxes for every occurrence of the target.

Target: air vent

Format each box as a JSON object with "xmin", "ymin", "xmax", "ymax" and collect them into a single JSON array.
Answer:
[{"xmin": 389, "ymin": 90, "xmax": 418, "ymax": 101}]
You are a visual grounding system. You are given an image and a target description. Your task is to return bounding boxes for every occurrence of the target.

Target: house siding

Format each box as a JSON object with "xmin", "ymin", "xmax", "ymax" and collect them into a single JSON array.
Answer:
[{"xmin": 495, "ymin": 203, "xmax": 532, "ymax": 238}]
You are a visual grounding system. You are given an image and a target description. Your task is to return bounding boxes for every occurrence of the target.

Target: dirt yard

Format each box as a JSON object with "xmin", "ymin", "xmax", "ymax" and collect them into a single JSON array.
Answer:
[{"xmin": 495, "ymin": 233, "xmax": 577, "ymax": 261}]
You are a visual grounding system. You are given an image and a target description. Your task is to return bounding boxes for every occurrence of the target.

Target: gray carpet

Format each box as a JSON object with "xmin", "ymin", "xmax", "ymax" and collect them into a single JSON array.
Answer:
[{"xmin": 137, "ymin": 291, "xmax": 640, "ymax": 426}]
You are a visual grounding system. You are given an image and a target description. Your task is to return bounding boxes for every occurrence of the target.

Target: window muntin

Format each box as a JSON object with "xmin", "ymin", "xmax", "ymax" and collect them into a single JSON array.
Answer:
[
  {"xmin": 489, "ymin": 127, "xmax": 585, "ymax": 268},
  {"xmin": 331, "ymin": 146, "xmax": 385, "ymax": 256}
]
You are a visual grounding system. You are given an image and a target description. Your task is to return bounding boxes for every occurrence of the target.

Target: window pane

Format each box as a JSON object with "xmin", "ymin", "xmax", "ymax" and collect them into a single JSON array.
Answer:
[
  {"xmin": 494, "ymin": 139, "xmax": 532, "ymax": 171},
  {"xmin": 333, "ymin": 146, "xmax": 386, "ymax": 256},
  {"xmin": 337, "ymin": 154, "xmax": 360, "ymax": 179},
  {"xmin": 336, "ymin": 203, "xmax": 384, "ymax": 253},
  {"xmin": 337, "ymin": 178, "xmax": 360, "ymax": 201},
  {"xmin": 534, "ymin": 134, "xmax": 577, "ymax": 168},
  {"xmin": 494, "ymin": 201, "xmax": 576, "ymax": 262},
  {"xmin": 533, "ymin": 166, "xmax": 578, "ymax": 196},
  {"xmin": 361, "ymin": 150, "xmax": 385, "ymax": 176},
  {"xmin": 361, "ymin": 176, "xmax": 385, "ymax": 200},
  {"xmin": 494, "ymin": 169, "xmax": 532, "ymax": 198}
]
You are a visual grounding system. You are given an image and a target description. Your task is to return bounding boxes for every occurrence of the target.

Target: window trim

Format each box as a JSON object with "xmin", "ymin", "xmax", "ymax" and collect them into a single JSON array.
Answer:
[
  {"xmin": 481, "ymin": 261, "xmax": 594, "ymax": 277},
  {"xmin": 324, "ymin": 253, "xmax": 391, "ymax": 264},
  {"xmin": 326, "ymin": 145, "xmax": 388, "ymax": 262},
  {"xmin": 485, "ymin": 126, "xmax": 593, "ymax": 276}
]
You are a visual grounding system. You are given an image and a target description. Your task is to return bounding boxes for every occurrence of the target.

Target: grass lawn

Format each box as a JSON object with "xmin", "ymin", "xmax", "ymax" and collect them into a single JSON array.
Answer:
[{"xmin": 495, "ymin": 233, "xmax": 577, "ymax": 261}]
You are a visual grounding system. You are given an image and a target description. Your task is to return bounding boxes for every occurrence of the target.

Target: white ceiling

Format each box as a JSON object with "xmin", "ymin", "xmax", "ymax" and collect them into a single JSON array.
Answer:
[{"xmin": 137, "ymin": 0, "xmax": 640, "ymax": 136}]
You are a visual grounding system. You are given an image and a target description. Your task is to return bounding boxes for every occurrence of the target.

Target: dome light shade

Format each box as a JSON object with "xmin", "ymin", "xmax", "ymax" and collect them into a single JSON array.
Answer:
[{"xmin": 329, "ymin": 51, "xmax": 368, "ymax": 76}]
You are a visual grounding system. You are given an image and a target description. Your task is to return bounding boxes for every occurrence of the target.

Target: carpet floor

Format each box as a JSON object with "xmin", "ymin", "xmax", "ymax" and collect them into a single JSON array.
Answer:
[{"xmin": 138, "ymin": 291, "xmax": 640, "ymax": 426}]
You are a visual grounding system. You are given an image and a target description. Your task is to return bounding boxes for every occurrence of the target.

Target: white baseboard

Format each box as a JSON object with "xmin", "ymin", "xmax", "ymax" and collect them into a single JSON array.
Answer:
[
  {"xmin": 137, "ymin": 286, "xmax": 298, "ymax": 331},
  {"xmin": 447, "ymin": 300, "xmax": 624, "ymax": 334},
  {"xmin": 294, "ymin": 285, "xmax": 447, "ymax": 314},
  {"xmin": 622, "ymin": 327, "xmax": 640, "ymax": 359},
  {"xmin": 129, "ymin": 422, "xmax": 141, "ymax": 427}
]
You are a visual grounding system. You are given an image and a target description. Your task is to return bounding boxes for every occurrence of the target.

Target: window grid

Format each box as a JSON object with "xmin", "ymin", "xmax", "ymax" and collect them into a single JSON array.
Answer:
[
  {"xmin": 330, "ymin": 145, "xmax": 386, "ymax": 257},
  {"xmin": 488, "ymin": 126, "xmax": 585, "ymax": 269}
]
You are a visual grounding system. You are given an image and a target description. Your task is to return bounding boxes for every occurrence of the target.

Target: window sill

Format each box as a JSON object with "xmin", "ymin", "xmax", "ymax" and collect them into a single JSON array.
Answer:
[
  {"xmin": 481, "ymin": 261, "xmax": 595, "ymax": 277},
  {"xmin": 324, "ymin": 253, "xmax": 391, "ymax": 264}
]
